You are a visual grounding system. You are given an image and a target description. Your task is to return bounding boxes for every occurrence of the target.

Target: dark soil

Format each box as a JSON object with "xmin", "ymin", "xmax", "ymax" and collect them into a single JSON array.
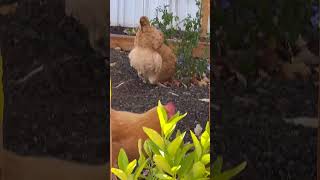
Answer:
[
  {"xmin": 213, "ymin": 75, "xmax": 318, "ymax": 179},
  {"xmin": 110, "ymin": 49, "xmax": 210, "ymax": 140},
  {"xmin": 0, "ymin": 0, "xmax": 108, "ymax": 164}
]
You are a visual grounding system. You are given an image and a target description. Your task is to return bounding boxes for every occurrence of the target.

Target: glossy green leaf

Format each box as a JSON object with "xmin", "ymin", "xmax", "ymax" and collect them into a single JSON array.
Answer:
[
  {"xmin": 153, "ymin": 154, "xmax": 173, "ymax": 175},
  {"xmin": 201, "ymin": 154, "xmax": 210, "ymax": 165},
  {"xmin": 213, "ymin": 156, "xmax": 223, "ymax": 175},
  {"xmin": 138, "ymin": 139, "xmax": 146, "ymax": 165},
  {"xmin": 147, "ymin": 139, "xmax": 161, "ymax": 155},
  {"xmin": 143, "ymin": 140, "xmax": 152, "ymax": 157},
  {"xmin": 213, "ymin": 161, "xmax": 247, "ymax": 180},
  {"xmin": 205, "ymin": 121, "xmax": 210, "ymax": 136},
  {"xmin": 157, "ymin": 100, "xmax": 167, "ymax": 129},
  {"xmin": 155, "ymin": 173, "xmax": 173, "ymax": 180},
  {"xmin": 190, "ymin": 131, "xmax": 202, "ymax": 161},
  {"xmin": 163, "ymin": 123, "xmax": 176, "ymax": 139},
  {"xmin": 171, "ymin": 165, "xmax": 181, "ymax": 174},
  {"xmin": 175, "ymin": 129, "xmax": 182, "ymax": 138},
  {"xmin": 200, "ymin": 131, "xmax": 210, "ymax": 153},
  {"xmin": 133, "ymin": 159, "xmax": 148, "ymax": 180},
  {"xmin": 168, "ymin": 112, "xmax": 187, "ymax": 125},
  {"xmin": 125, "ymin": 159, "xmax": 137, "ymax": 175},
  {"xmin": 167, "ymin": 132, "xmax": 186, "ymax": 157},
  {"xmin": 118, "ymin": 148, "xmax": 129, "ymax": 171},
  {"xmin": 111, "ymin": 168, "xmax": 127, "ymax": 180},
  {"xmin": 143, "ymin": 127, "xmax": 165, "ymax": 149},
  {"xmin": 192, "ymin": 161, "xmax": 206, "ymax": 178},
  {"xmin": 178, "ymin": 152, "xmax": 194, "ymax": 176},
  {"xmin": 175, "ymin": 143, "xmax": 193, "ymax": 165}
]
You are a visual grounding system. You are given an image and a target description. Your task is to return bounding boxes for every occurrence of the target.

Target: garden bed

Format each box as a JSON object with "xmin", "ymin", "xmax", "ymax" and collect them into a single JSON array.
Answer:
[
  {"xmin": 110, "ymin": 49, "xmax": 209, "ymax": 140},
  {"xmin": 213, "ymin": 74, "xmax": 318, "ymax": 179},
  {"xmin": 110, "ymin": 26, "xmax": 210, "ymax": 59},
  {"xmin": 0, "ymin": 1, "xmax": 108, "ymax": 164}
]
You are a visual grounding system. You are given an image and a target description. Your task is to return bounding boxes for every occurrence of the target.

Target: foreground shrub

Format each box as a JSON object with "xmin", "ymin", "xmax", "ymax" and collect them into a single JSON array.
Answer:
[{"xmin": 111, "ymin": 101, "xmax": 246, "ymax": 180}]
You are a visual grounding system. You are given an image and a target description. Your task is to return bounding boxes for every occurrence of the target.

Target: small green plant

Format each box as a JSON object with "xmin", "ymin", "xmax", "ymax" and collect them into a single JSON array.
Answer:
[
  {"xmin": 111, "ymin": 101, "xmax": 246, "ymax": 180},
  {"xmin": 151, "ymin": 0, "xmax": 209, "ymax": 82}
]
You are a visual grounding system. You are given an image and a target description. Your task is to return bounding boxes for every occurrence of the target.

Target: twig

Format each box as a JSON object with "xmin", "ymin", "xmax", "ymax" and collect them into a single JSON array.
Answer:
[
  {"xmin": 114, "ymin": 82, "xmax": 125, "ymax": 88},
  {"xmin": 113, "ymin": 80, "xmax": 133, "ymax": 89},
  {"xmin": 15, "ymin": 65, "xmax": 44, "ymax": 85},
  {"xmin": 168, "ymin": 91, "xmax": 179, "ymax": 96}
]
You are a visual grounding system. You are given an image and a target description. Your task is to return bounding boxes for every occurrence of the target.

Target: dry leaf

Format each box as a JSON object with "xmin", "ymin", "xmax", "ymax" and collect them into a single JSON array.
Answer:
[
  {"xmin": 234, "ymin": 71, "xmax": 247, "ymax": 87},
  {"xmin": 168, "ymin": 92, "xmax": 179, "ymax": 96},
  {"xmin": 114, "ymin": 47, "xmax": 121, "ymax": 51},
  {"xmin": 194, "ymin": 124, "xmax": 203, "ymax": 137},
  {"xmin": 292, "ymin": 47, "xmax": 320, "ymax": 65},
  {"xmin": 281, "ymin": 62, "xmax": 311, "ymax": 80},
  {"xmin": 110, "ymin": 62, "xmax": 117, "ymax": 67},
  {"xmin": 283, "ymin": 117, "xmax": 318, "ymax": 128},
  {"xmin": 0, "ymin": 2, "xmax": 18, "ymax": 15},
  {"xmin": 199, "ymin": 98, "xmax": 210, "ymax": 103},
  {"xmin": 197, "ymin": 79, "xmax": 208, "ymax": 87}
]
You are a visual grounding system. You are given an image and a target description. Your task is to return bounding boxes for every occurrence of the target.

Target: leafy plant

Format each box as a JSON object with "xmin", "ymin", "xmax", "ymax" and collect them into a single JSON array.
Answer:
[
  {"xmin": 111, "ymin": 101, "xmax": 247, "ymax": 179},
  {"xmin": 151, "ymin": 0, "xmax": 209, "ymax": 82}
]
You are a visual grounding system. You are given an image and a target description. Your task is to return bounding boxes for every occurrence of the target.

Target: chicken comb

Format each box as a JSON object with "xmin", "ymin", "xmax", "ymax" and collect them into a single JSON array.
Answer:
[{"xmin": 164, "ymin": 102, "xmax": 176, "ymax": 118}]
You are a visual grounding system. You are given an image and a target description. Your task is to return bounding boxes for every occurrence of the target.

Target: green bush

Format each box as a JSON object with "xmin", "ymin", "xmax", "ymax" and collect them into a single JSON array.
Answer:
[
  {"xmin": 111, "ymin": 101, "xmax": 246, "ymax": 180},
  {"xmin": 151, "ymin": 0, "xmax": 209, "ymax": 82}
]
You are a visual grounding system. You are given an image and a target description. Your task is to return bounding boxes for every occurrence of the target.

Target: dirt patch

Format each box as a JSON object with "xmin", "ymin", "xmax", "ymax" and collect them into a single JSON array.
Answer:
[
  {"xmin": 110, "ymin": 49, "xmax": 210, "ymax": 140},
  {"xmin": 1, "ymin": 0, "xmax": 108, "ymax": 164},
  {"xmin": 213, "ymin": 75, "xmax": 318, "ymax": 179}
]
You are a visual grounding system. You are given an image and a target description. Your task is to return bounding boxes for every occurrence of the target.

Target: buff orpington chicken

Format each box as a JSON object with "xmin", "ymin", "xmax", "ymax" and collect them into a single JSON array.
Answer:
[{"xmin": 128, "ymin": 16, "xmax": 177, "ymax": 85}]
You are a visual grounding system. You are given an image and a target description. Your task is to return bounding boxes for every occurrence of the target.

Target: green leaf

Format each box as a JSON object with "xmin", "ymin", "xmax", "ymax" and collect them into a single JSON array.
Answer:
[
  {"xmin": 201, "ymin": 154, "xmax": 210, "ymax": 165},
  {"xmin": 143, "ymin": 140, "xmax": 152, "ymax": 157},
  {"xmin": 190, "ymin": 131, "xmax": 202, "ymax": 161},
  {"xmin": 163, "ymin": 123, "xmax": 176, "ymax": 139},
  {"xmin": 192, "ymin": 161, "xmax": 206, "ymax": 178},
  {"xmin": 205, "ymin": 121, "xmax": 210, "ymax": 135},
  {"xmin": 171, "ymin": 165, "xmax": 181, "ymax": 174},
  {"xmin": 133, "ymin": 159, "xmax": 148, "ymax": 180},
  {"xmin": 143, "ymin": 127, "xmax": 165, "ymax": 149},
  {"xmin": 178, "ymin": 152, "xmax": 194, "ymax": 176},
  {"xmin": 138, "ymin": 139, "xmax": 145, "ymax": 165},
  {"xmin": 175, "ymin": 143, "xmax": 193, "ymax": 165},
  {"xmin": 155, "ymin": 173, "xmax": 173, "ymax": 180},
  {"xmin": 153, "ymin": 154, "xmax": 173, "ymax": 176},
  {"xmin": 148, "ymin": 140, "xmax": 161, "ymax": 155},
  {"xmin": 175, "ymin": 129, "xmax": 182, "ymax": 138},
  {"xmin": 118, "ymin": 148, "xmax": 129, "ymax": 171},
  {"xmin": 213, "ymin": 156, "xmax": 223, "ymax": 175},
  {"xmin": 111, "ymin": 168, "xmax": 127, "ymax": 180},
  {"xmin": 157, "ymin": 100, "xmax": 167, "ymax": 129},
  {"xmin": 200, "ymin": 131, "xmax": 210, "ymax": 153},
  {"xmin": 168, "ymin": 112, "xmax": 187, "ymax": 125},
  {"xmin": 125, "ymin": 159, "xmax": 137, "ymax": 175},
  {"xmin": 167, "ymin": 132, "xmax": 186, "ymax": 157},
  {"xmin": 213, "ymin": 161, "xmax": 247, "ymax": 180}
]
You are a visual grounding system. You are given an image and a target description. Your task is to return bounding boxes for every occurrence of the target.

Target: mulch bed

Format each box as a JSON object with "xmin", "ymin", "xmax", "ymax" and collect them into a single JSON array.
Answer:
[
  {"xmin": 0, "ymin": 0, "xmax": 108, "ymax": 164},
  {"xmin": 110, "ymin": 49, "xmax": 210, "ymax": 140},
  {"xmin": 213, "ymin": 74, "xmax": 318, "ymax": 179}
]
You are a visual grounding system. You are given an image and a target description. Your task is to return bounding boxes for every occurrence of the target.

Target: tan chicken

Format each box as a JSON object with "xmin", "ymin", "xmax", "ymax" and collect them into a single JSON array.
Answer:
[
  {"xmin": 111, "ymin": 102, "xmax": 176, "ymax": 167},
  {"xmin": 128, "ymin": 16, "xmax": 177, "ymax": 85}
]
